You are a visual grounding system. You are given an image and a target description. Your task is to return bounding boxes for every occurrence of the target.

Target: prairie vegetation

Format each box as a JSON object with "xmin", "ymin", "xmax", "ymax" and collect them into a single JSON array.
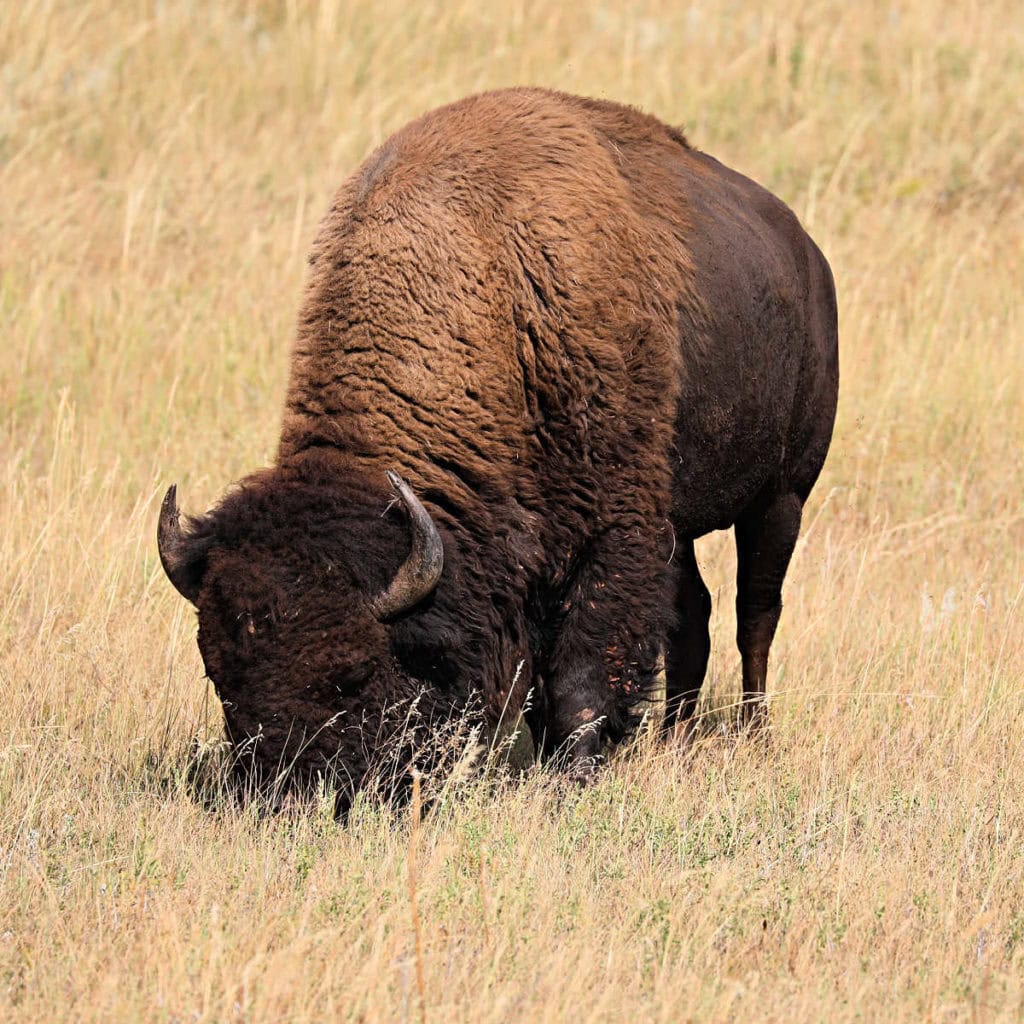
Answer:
[{"xmin": 2, "ymin": 1, "xmax": 1022, "ymax": 1019}]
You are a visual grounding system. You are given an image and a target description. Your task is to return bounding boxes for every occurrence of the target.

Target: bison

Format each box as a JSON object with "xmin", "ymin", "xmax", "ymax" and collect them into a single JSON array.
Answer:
[{"xmin": 159, "ymin": 88, "xmax": 838, "ymax": 803}]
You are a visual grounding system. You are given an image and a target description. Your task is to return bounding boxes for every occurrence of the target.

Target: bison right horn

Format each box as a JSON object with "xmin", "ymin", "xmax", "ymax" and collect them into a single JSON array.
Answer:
[
  {"xmin": 157, "ymin": 485, "xmax": 211, "ymax": 604},
  {"xmin": 370, "ymin": 471, "xmax": 444, "ymax": 619}
]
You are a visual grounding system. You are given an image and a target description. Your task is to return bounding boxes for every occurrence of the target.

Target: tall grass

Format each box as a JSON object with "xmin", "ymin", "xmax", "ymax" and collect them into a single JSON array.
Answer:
[{"xmin": 2, "ymin": 0, "xmax": 1023, "ymax": 1019}]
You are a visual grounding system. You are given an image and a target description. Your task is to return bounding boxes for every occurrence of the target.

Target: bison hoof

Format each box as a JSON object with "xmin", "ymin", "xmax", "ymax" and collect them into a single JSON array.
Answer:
[
  {"xmin": 736, "ymin": 700, "xmax": 771, "ymax": 739},
  {"xmin": 669, "ymin": 717, "xmax": 699, "ymax": 751},
  {"xmin": 567, "ymin": 754, "xmax": 605, "ymax": 786}
]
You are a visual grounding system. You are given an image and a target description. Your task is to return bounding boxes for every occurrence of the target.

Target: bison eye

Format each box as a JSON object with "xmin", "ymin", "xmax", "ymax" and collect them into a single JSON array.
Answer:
[
  {"xmin": 235, "ymin": 610, "xmax": 263, "ymax": 643},
  {"xmin": 235, "ymin": 611, "xmax": 257, "ymax": 636}
]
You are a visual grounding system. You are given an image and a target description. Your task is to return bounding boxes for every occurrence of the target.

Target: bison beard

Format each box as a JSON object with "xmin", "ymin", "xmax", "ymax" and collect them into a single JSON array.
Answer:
[{"xmin": 158, "ymin": 88, "xmax": 838, "ymax": 809}]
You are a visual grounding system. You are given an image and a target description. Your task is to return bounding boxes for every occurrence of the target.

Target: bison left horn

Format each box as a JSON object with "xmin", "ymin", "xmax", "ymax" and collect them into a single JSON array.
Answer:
[
  {"xmin": 370, "ymin": 471, "xmax": 444, "ymax": 619},
  {"xmin": 157, "ymin": 485, "xmax": 211, "ymax": 604}
]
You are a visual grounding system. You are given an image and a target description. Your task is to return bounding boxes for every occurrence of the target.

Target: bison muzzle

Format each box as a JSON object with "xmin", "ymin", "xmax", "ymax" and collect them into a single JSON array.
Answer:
[{"xmin": 159, "ymin": 88, "xmax": 838, "ymax": 806}]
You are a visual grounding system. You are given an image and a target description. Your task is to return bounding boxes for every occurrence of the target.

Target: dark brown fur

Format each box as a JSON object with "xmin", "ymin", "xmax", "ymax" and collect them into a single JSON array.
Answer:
[{"xmin": 163, "ymin": 88, "xmax": 838, "ymax": 803}]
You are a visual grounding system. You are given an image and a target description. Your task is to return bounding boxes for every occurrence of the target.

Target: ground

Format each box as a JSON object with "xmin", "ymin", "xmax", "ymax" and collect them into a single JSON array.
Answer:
[{"xmin": 1, "ymin": 1, "xmax": 1023, "ymax": 1020}]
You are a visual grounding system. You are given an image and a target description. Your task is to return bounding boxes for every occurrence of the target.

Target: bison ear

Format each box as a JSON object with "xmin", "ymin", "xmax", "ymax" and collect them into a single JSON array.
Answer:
[
  {"xmin": 157, "ymin": 485, "xmax": 212, "ymax": 604},
  {"xmin": 370, "ymin": 471, "xmax": 444, "ymax": 620}
]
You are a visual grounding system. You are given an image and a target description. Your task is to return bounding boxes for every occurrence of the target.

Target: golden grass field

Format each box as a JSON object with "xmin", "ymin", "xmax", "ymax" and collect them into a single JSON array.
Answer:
[{"xmin": 2, "ymin": 0, "xmax": 1023, "ymax": 1019}]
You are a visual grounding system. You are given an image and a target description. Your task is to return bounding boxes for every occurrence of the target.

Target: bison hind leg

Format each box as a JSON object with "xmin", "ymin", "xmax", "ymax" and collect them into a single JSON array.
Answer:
[{"xmin": 734, "ymin": 490, "xmax": 803, "ymax": 729}]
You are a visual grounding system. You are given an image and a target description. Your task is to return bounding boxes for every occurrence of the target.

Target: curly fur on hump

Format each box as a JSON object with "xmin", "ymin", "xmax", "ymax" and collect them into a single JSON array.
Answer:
[{"xmin": 169, "ymin": 87, "xmax": 838, "ymax": 797}]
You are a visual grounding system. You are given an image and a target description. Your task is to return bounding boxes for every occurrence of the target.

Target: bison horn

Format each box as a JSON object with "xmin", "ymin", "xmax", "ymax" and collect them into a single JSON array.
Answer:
[
  {"xmin": 157, "ymin": 485, "xmax": 210, "ymax": 604},
  {"xmin": 370, "ymin": 471, "xmax": 444, "ymax": 619}
]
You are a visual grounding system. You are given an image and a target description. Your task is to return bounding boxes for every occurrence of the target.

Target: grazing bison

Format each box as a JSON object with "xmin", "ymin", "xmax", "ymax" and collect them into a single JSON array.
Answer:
[{"xmin": 159, "ymin": 88, "xmax": 838, "ymax": 802}]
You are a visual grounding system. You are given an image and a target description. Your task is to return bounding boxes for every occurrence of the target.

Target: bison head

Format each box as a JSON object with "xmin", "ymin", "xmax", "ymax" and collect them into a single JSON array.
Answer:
[{"xmin": 157, "ymin": 465, "xmax": 458, "ymax": 808}]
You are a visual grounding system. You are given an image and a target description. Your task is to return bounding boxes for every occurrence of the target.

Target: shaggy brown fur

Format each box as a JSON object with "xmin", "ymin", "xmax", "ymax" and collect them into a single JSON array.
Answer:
[{"xmin": 160, "ymin": 88, "xmax": 838, "ymax": 803}]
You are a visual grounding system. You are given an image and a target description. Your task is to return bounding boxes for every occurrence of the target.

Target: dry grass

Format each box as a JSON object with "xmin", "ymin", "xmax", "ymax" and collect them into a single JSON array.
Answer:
[{"xmin": 2, "ymin": 0, "xmax": 1023, "ymax": 1019}]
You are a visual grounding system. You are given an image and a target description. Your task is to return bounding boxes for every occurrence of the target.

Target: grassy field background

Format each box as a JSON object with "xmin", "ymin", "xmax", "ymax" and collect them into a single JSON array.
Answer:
[{"xmin": 2, "ymin": 0, "xmax": 1023, "ymax": 1019}]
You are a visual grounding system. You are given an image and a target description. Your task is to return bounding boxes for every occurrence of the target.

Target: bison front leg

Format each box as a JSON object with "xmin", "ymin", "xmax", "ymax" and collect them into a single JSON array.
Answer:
[
  {"xmin": 543, "ymin": 657, "xmax": 611, "ymax": 775},
  {"xmin": 663, "ymin": 539, "xmax": 712, "ymax": 739},
  {"xmin": 543, "ymin": 529, "xmax": 669, "ymax": 776}
]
